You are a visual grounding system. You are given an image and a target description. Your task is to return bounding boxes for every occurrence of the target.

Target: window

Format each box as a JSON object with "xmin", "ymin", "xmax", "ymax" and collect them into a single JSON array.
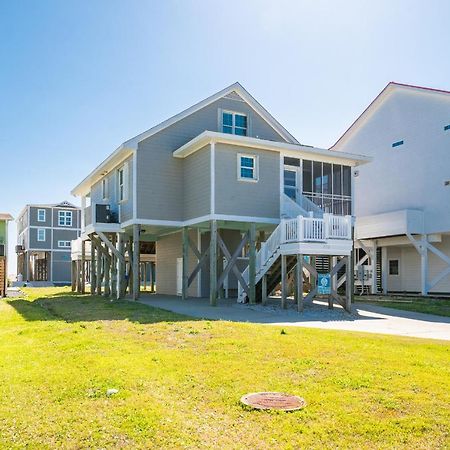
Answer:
[
  {"xmin": 37, "ymin": 228, "xmax": 46, "ymax": 242},
  {"xmin": 389, "ymin": 259, "xmax": 399, "ymax": 275},
  {"xmin": 444, "ymin": 124, "xmax": 450, "ymax": 131},
  {"xmin": 58, "ymin": 240, "xmax": 71, "ymax": 248},
  {"xmin": 37, "ymin": 209, "xmax": 46, "ymax": 222},
  {"xmin": 118, "ymin": 167, "xmax": 125, "ymax": 201},
  {"xmin": 392, "ymin": 140, "xmax": 404, "ymax": 148},
  {"xmin": 102, "ymin": 178, "xmax": 108, "ymax": 200},
  {"xmin": 222, "ymin": 111, "xmax": 247, "ymax": 136},
  {"xmin": 58, "ymin": 210, "xmax": 72, "ymax": 226},
  {"xmin": 238, "ymin": 154, "xmax": 258, "ymax": 181}
]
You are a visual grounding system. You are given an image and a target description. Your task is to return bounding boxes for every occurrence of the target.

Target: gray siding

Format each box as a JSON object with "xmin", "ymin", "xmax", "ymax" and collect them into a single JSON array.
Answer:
[
  {"xmin": 29, "ymin": 206, "xmax": 52, "ymax": 227},
  {"xmin": 52, "ymin": 251, "xmax": 72, "ymax": 283},
  {"xmin": 52, "ymin": 229, "xmax": 79, "ymax": 249},
  {"xmin": 156, "ymin": 230, "xmax": 199, "ymax": 296},
  {"xmin": 29, "ymin": 227, "xmax": 51, "ymax": 249},
  {"xmin": 215, "ymin": 144, "xmax": 280, "ymax": 218},
  {"xmin": 183, "ymin": 145, "xmax": 210, "ymax": 220},
  {"xmin": 52, "ymin": 208, "xmax": 80, "ymax": 230},
  {"xmin": 137, "ymin": 96, "xmax": 286, "ymax": 221},
  {"xmin": 91, "ymin": 155, "xmax": 133, "ymax": 222}
]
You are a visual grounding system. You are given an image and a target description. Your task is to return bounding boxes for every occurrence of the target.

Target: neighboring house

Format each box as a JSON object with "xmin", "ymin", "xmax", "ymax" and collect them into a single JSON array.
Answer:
[
  {"xmin": 0, "ymin": 213, "xmax": 13, "ymax": 296},
  {"xmin": 71, "ymin": 82, "xmax": 369, "ymax": 309},
  {"xmin": 333, "ymin": 82, "xmax": 450, "ymax": 295},
  {"xmin": 16, "ymin": 201, "xmax": 81, "ymax": 285}
]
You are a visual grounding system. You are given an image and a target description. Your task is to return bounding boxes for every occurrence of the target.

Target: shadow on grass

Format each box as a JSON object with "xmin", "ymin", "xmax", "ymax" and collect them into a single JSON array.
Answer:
[{"xmin": 7, "ymin": 291, "xmax": 199, "ymax": 324}]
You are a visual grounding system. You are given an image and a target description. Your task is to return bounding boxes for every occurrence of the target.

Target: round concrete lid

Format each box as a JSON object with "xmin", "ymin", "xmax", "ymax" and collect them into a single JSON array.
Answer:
[{"xmin": 241, "ymin": 392, "xmax": 306, "ymax": 411}]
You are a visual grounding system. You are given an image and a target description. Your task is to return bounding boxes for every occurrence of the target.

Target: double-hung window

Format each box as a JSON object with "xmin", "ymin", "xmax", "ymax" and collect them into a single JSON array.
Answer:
[
  {"xmin": 58, "ymin": 210, "xmax": 72, "ymax": 227},
  {"xmin": 102, "ymin": 178, "xmax": 108, "ymax": 200},
  {"xmin": 238, "ymin": 154, "xmax": 258, "ymax": 181},
  {"xmin": 37, "ymin": 209, "xmax": 46, "ymax": 222},
  {"xmin": 222, "ymin": 111, "xmax": 247, "ymax": 136},
  {"xmin": 37, "ymin": 228, "xmax": 46, "ymax": 242},
  {"xmin": 118, "ymin": 167, "xmax": 125, "ymax": 202}
]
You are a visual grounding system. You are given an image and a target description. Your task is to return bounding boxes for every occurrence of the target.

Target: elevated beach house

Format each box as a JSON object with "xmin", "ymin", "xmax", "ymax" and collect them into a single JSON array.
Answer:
[
  {"xmin": 0, "ymin": 213, "xmax": 13, "ymax": 296},
  {"xmin": 16, "ymin": 201, "xmax": 81, "ymax": 285},
  {"xmin": 71, "ymin": 83, "xmax": 370, "ymax": 310},
  {"xmin": 333, "ymin": 82, "xmax": 450, "ymax": 295}
]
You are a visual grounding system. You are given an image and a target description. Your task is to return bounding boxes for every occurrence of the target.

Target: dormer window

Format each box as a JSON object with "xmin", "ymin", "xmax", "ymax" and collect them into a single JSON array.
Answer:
[{"xmin": 222, "ymin": 111, "xmax": 247, "ymax": 136}]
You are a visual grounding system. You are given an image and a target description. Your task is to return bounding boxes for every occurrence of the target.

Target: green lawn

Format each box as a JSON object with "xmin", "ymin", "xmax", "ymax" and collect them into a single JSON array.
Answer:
[
  {"xmin": 1, "ymin": 288, "xmax": 449, "ymax": 449},
  {"xmin": 355, "ymin": 295, "xmax": 450, "ymax": 317}
]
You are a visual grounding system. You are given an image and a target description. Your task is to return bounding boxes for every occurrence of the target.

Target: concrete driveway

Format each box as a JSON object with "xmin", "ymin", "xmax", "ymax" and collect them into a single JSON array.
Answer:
[{"xmin": 138, "ymin": 295, "xmax": 450, "ymax": 341}]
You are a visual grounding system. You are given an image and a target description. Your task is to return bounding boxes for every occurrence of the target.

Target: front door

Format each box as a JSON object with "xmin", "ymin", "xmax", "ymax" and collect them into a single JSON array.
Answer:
[{"xmin": 284, "ymin": 165, "xmax": 300, "ymax": 202}]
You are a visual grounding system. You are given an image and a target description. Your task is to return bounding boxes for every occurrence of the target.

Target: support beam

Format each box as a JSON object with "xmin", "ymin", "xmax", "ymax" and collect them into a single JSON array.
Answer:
[
  {"xmin": 345, "ymin": 255, "xmax": 352, "ymax": 312},
  {"xmin": 371, "ymin": 242, "xmax": 378, "ymax": 294},
  {"xmin": 90, "ymin": 236, "xmax": 96, "ymax": 295},
  {"xmin": 248, "ymin": 224, "xmax": 256, "ymax": 304},
  {"xmin": 209, "ymin": 220, "xmax": 218, "ymax": 306},
  {"xmin": 81, "ymin": 239, "xmax": 86, "ymax": 294},
  {"xmin": 182, "ymin": 227, "xmax": 189, "ymax": 300},
  {"xmin": 281, "ymin": 254, "xmax": 287, "ymax": 309},
  {"xmin": 76, "ymin": 260, "xmax": 82, "ymax": 293},
  {"xmin": 421, "ymin": 234, "xmax": 428, "ymax": 296},
  {"xmin": 296, "ymin": 254, "xmax": 303, "ymax": 312},
  {"xmin": 117, "ymin": 233, "xmax": 125, "ymax": 299},
  {"xmin": 71, "ymin": 261, "xmax": 76, "ymax": 292},
  {"xmin": 262, "ymin": 275, "xmax": 268, "ymax": 305},
  {"xmin": 110, "ymin": 234, "xmax": 117, "ymax": 298},
  {"xmin": 381, "ymin": 246, "xmax": 388, "ymax": 294},
  {"xmin": 132, "ymin": 225, "xmax": 140, "ymax": 300}
]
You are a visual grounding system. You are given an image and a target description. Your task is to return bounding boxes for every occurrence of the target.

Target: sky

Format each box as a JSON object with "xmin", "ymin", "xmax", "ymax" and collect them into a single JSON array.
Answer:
[{"xmin": 1, "ymin": 0, "xmax": 450, "ymax": 276}]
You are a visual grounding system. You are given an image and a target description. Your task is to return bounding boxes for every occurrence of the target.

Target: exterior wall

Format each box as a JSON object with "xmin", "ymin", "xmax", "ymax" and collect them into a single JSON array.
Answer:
[
  {"xmin": 16, "ymin": 210, "xmax": 28, "ymax": 236},
  {"xmin": 52, "ymin": 229, "xmax": 80, "ymax": 249},
  {"xmin": 214, "ymin": 144, "xmax": 280, "ymax": 218},
  {"xmin": 52, "ymin": 208, "xmax": 80, "ymax": 230},
  {"xmin": 52, "ymin": 251, "xmax": 72, "ymax": 283},
  {"xmin": 137, "ymin": 96, "xmax": 287, "ymax": 221},
  {"xmin": 30, "ymin": 206, "xmax": 52, "ymax": 227},
  {"xmin": 183, "ymin": 145, "xmax": 210, "ymax": 220},
  {"xmin": 155, "ymin": 230, "xmax": 199, "ymax": 296},
  {"xmin": 336, "ymin": 89, "xmax": 450, "ymax": 234},
  {"xmin": 90, "ymin": 154, "xmax": 133, "ymax": 222},
  {"xmin": 29, "ymin": 227, "xmax": 52, "ymax": 249},
  {"xmin": 385, "ymin": 235, "xmax": 450, "ymax": 293}
]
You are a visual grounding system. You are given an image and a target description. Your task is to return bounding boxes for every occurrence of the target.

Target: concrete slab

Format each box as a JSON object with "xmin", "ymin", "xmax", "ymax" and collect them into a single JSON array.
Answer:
[{"xmin": 138, "ymin": 294, "xmax": 450, "ymax": 341}]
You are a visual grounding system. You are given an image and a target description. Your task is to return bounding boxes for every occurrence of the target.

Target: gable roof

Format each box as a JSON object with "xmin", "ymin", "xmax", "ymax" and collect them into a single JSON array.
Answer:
[
  {"xmin": 331, "ymin": 82, "xmax": 450, "ymax": 150},
  {"xmin": 72, "ymin": 82, "xmax": 299, "ymax": 196}
]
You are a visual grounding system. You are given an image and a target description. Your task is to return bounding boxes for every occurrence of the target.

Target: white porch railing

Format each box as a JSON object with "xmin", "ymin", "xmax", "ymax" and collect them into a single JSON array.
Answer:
[{"xmin": 237, "ymin": 213, "xmax": 352, "ymax": 302}]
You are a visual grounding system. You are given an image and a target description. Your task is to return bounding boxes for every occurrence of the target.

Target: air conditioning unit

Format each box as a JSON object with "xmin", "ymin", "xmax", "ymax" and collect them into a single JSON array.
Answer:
[{"xmin": 96, "ymin": 204, "xmax": 112, "ymax": 223}]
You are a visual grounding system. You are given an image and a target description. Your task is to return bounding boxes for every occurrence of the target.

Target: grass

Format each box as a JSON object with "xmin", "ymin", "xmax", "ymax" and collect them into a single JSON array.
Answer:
[
  {"xmin": 355, "ymin": 295, "xmax": 450, "ymax": 317},
  {"xmin": 0, "ymin": 287, "xmax": 449, "ymax": 449}
]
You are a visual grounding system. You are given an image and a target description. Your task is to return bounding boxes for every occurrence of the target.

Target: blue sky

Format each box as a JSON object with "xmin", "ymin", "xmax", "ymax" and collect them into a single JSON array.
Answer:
[{"xmin": 1, "ymin": 0, "xmax": 449, "ymax": 275}]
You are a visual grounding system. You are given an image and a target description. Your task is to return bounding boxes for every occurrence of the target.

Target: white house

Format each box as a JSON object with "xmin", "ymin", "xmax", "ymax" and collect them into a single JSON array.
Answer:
[{"xmin": 333, "ymin": 82, "xmax": 450, "ymax": 295}]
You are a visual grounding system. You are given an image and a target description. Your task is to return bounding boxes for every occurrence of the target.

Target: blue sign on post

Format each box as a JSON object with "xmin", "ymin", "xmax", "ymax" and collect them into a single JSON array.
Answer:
[{"xmin": 318, "ymin": 273, "xmax": 331, "ymax": 295}]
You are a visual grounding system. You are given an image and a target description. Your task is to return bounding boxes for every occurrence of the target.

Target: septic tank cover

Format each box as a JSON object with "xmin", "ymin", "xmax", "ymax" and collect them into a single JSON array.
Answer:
[{"xmin": 241, "ymin": 392, "xmax": 306, "ymax": 411}]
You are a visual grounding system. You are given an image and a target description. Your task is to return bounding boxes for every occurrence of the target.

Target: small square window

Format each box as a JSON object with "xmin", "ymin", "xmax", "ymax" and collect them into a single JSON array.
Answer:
[
  {"xmin": 37, "ymin": 209, "xmax": 46, "ymax": 222},
  {"xmin": 37, "ymin": 228, "xmax": 46, "ymax": 242},
  {"xmin": 58, "ymin": 240, "xmax": 71, "ymax": 248},
  {"xmin": 238, "ymin": 154, "xmax": 258, "ymax": 181},
  {"xmin": 389, "ymin": 259, "xmax": 399, "ymax": 275}
]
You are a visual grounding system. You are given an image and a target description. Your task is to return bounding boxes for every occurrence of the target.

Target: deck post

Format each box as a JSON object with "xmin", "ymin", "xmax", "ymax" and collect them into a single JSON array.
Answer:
[
  {"xmin": 71, "ymin": 261, "xmax": 76, "ymax": 291},
  {"xmin": 296, "ymin": 254, "xmax": 303, "ymax": 312},
  {"xmin": 110, "ymin": 234, "xmax": 117, "ymax": 298},
  {"xmin": 262, "ymin": 274, "xmax": 267, "ymax": 305},
  {"xmin": 182, "ymin": 227, "xmax": 189, "ymax": 300},
  {"xmin": 345, "ymin": 255, "xmax": 352, "ymax": 312},
  {"xmin": 381, "ymin": 246, "xmax": 388, "ymax": 294},
  {"xmin": 150, "ymin": 262, "xmax": 155, "ymax": 293},
  {"xmin": 81, "ymin": 239, "xmax": 86, "ymax": 293},
  {"xmin": 420, "ymin": 234, "xmax": 428, "ymax": 296},
  {"xmin": 248, "ymin": 223, "xmax": 256, "ymax": 304},
  {"xmin": 281, "ymin": 254, "xmax": 287, "ymax": 309},
  {"xmin": 76, "ymin": 260, "xmax": 82, "ymax": 293},
  {"xmin": 371, "ymin": 242, "xmax": 378, "ymax": 294},
  {"xmin": 210, "ymin": 220, "xmax": 218, "ymax": 306},
  {"xmin": 90, "ymin": 236, "xmax": 96, "ymax": 295},
  {"xmin": 132, "ymin": 225, "xmax": 140, "ymax": 300},
  {"xmin": 104, "ymin": 246, "xmax": 111, "ymax": 297},
  {"xmin": 117, "ymin": 233, "xmax": 125, "ymax": 299},
  {"xmin": 328, "ymin": 256, "xmax": 333, "ymax": 309},
  {"xmin": 96, "ymin": 241, "xmax": 102, "ymax": 296}
]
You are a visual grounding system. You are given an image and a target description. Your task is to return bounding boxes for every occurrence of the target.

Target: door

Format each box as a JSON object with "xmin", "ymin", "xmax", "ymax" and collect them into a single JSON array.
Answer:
[
  {"xmin": 176, "ymin": 258, "xmax": 182, "ymax": 296},
  {"xmin": 284, "ymin": 166, "xmax": 300, "ymax": 202}
]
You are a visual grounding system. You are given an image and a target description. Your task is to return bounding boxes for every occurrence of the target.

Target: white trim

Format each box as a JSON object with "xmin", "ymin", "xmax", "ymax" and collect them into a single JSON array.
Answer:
[
  {"xmin": 237, "ymin": 153, "xmax": 258, "ymax": 182},
  {"xmin": 173, "ymin": 131, "xmax": 371, "ymax": 167},
  {"xmin": 58, "ymin": 210, "xmax": 73, "ymax": 227},
  {"xmin": 27, "ymin": 225, "xmax": 80, "ymax": 231},
  {"xmin": 37, "ymin": 228, "xmax": 46, "ymax": 242},
  {"xmin": 210, "ymin": 142, "xmax": 215, "ymax": 214},
  {"xmin": 221, "ymin": 110, "xmax": 248, "ymax": 136},
  {"xmin": 101, "ymin": 178, "xmax": 109, "ymax": 201},
  {"xmin": 57, "ymin": 240, "xmax": 71, "ymax": 248}
]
